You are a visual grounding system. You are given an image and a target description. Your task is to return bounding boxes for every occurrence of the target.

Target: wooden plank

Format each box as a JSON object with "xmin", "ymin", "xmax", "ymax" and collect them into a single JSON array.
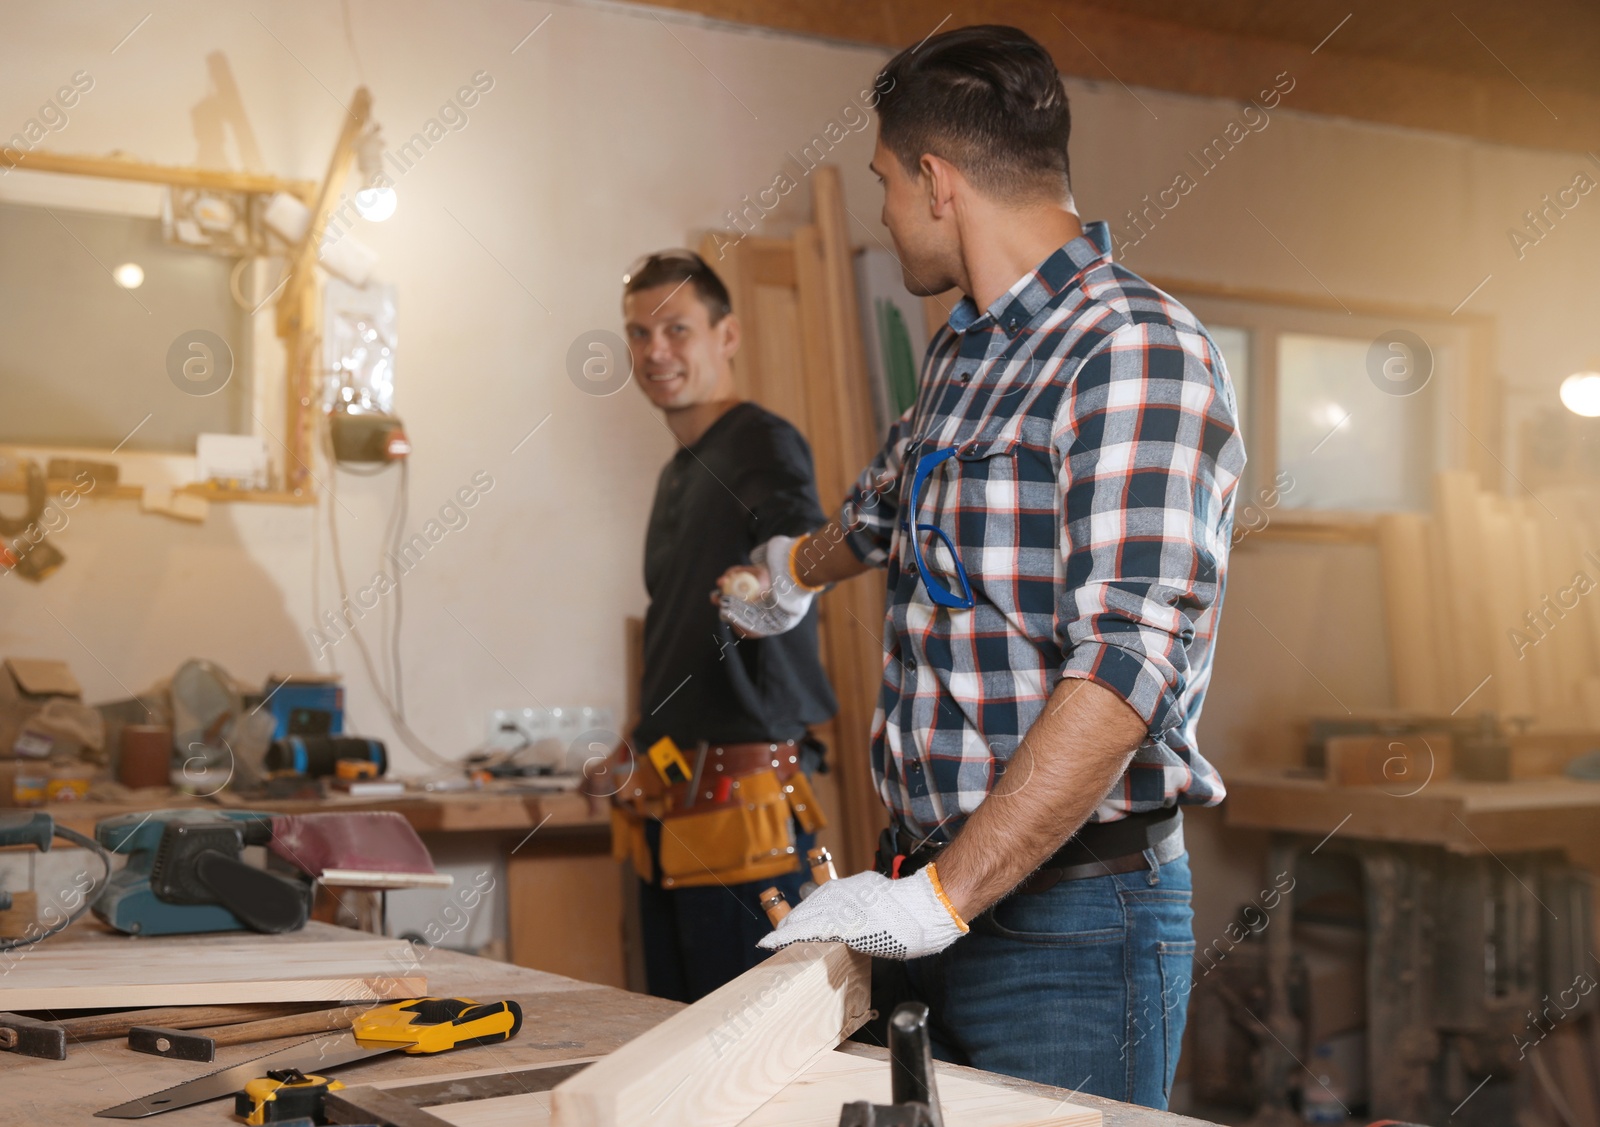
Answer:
[
  {"xmin": 1424, "ymin": 498, "xmax": 1463, "ymax": 710},
  {"xmin": 1324, "ymin": 733, "xmax": 1452, "ymax": 789},
  {"xmin": 45, "ymin": 1002, "xmax": 327, "ymax": 1041},
  {"xmin": 1534, "ymin": 505, "xmax": 1593, "ymax": 726},
  {"xmin": 1374, "ymin": 513, "xmax": 1442, "ymax": 712},
  {"xmin": 275, "ymin": 86, "xmax": 371, "ymax": 495},
  {"xmin": 549, "ymin": 941, "xmax": 870, "ymax": 1127},
  {"xmin": 1434, "ymin": 471, "xmax": 1492, "ymax": 709},
  {"xmin": 385, "ymin": 1050, "xmax": 1098, "ymax": 1126},
  {"xmin": 1503, "ymin": 731, "xmax": 1600, "ymax": 779},
  {"xmin": 2, "ymin": 930, "xmax": 424, "ymax": 1010},
  {"xmin": 751, "ymin": 281, "xmax": 813, "ymax": 436},
  {"xmin": 1477, "ymin": 496, "xmax": 1534, "ymax": 719},
  {"xmin": 0, "ymin": 148, "xmax": 315, "ymax": 198},
  {"xmin": 803, "ymin": 168, "xmax": 894, "ymax": 873},
  {"xmin": 18, "ymin": 930, "xmax": 1131, "ymax": 1127},
  {"xmin": 1519, "ymin": 499, "xmax": 1571, "ymax": 723}
]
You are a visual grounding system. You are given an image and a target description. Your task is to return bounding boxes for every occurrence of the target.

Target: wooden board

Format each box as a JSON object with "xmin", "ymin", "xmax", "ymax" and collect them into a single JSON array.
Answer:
[
  {"xmin": 550, "ymin": 940, "xmax": 870, "ymax": 1127},
  {"xmin": 1, "ymin": 928, "xmax": 425, "ymax": 1009},
  {"xmin": 341, "ymin": 1051, "xmax": 1100, "ymax": 1127},
  {"xmin": 1374, "ymin": 512, "xmax": 1442, "ymax": 712},
  {"xmin": 1324, "ymin": 732, "xmax": 1452, "ymax": 788}
]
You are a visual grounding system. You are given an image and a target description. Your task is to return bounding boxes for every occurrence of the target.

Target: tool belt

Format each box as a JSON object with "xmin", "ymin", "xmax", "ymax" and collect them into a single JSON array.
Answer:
[
  {"xmin": 877, "ymin": 806, "xmax": 1184, "ymax": 895},
  {"xmin": 609, "ymin": 739, "xmax": 828, "ymax": 890}
]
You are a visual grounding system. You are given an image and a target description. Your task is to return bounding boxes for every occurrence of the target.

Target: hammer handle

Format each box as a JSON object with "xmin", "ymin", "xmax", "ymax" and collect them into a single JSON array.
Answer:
[
  {"xmin": 56, "ymin": 1002, "xmax": 327, "ymax": 1041},
  {"xmin": 199, "ymin": 1003, "xmax": 368, "ymax": 1047}
]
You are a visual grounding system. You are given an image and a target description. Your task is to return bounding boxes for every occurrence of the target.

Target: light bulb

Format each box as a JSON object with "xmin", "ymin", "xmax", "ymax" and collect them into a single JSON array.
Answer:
[
  {"xmin": 355, "ymin": 186, "xmax": 397, "ymax": 222},
  {"xmin": 113, "ymin": 262, "xmax": 144, "ymax": 289},
  {"xmin": 1560, "ymin": 372, "xmax": 1600, "ymax": 417}
]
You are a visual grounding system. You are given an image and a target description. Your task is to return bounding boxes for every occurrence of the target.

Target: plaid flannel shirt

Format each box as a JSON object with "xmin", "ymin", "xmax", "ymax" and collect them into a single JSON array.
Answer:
[{"xmin": 841, "ymin": 232, "xmax": 1245, "ymax": 841}]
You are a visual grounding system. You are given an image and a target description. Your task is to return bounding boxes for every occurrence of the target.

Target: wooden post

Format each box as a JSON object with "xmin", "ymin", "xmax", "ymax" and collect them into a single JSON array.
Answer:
[
  {"xmin": 801, "ymin": 167, "xmax": 891, "ymax": 874},
  {"xmin": 276, "ymin": 87, "xmax": 372, "ymax": 495}
]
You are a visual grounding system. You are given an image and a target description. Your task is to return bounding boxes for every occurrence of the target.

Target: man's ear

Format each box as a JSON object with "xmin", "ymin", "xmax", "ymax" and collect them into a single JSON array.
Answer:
[
  {"xmin": 718, "ymin": 311, "xmax": 741, "ymax": 360},
  {"xmin": 920, "ymin": 153, "xmax": 959, "ymax": 219}
]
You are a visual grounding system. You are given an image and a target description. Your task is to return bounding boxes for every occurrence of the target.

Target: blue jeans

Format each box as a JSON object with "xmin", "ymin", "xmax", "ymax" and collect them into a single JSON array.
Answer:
[{"xmin": 863, "ymin": 849, "xmax": 1194, "ymax": 1109}]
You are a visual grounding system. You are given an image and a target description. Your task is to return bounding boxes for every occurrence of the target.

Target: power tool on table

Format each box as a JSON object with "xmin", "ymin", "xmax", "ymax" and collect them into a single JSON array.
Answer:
[
  {"xmin": 0, "ymin": 811, "xmax": 112, "ymax": 951},
  {"xmin": 96, "ymin": 996, "xmax": 523, "ymax": 1120},
  {"xmin": 91, "ymin": 808, "xmax": 443, "ymax": 936}
]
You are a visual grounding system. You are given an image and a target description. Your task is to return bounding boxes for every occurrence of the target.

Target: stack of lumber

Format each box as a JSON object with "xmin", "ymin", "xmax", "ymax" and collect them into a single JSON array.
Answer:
[
  {"xmin": 1377, "ymin": 471, "xmax": 1600, "ymax": 727},
  {"xmin": 4, "ymin": 922, "xmax": 425, "ymax": 1009}
]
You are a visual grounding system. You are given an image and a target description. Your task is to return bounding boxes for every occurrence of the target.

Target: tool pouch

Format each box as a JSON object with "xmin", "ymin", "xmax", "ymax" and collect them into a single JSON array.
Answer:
[
  {"xmin": 657, "ymin": 769, "xmax": 797, "ymax": 889},
  {"xmin": 610, "ymin": 806, "xmax": 656, "ymax": 883},
  {"xmin": 783, "ymin": 769, "xmax": 827, "ymax": 834}
]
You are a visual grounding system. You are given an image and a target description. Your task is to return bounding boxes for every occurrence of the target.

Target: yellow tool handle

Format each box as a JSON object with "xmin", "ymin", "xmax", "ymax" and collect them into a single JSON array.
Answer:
[
  {"xmin": 352, "ymin": 997, "xmax": 524, "ymax": 1054},
  {"xmin": 646, "ymin": 737, "xmax": 692, "ymax": 784}
]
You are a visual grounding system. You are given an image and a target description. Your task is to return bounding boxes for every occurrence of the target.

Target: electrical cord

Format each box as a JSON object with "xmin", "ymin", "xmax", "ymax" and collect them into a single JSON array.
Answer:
[
  {"xmin": 391, "ymin": 459, "xmax": 409, "ymax": 716},
  {"xmin": 0, "ymin": 824, "xmax": 114, "ymax": 951},
  {"xmin": 320, "ymin": 420, "xmax": 453, "ymax": 769}
]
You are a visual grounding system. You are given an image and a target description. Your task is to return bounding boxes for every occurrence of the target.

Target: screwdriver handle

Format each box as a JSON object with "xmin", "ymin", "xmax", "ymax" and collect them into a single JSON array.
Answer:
[{"xmin": 760, "ymin": 886, "xmax": 791, "ymax": 926}]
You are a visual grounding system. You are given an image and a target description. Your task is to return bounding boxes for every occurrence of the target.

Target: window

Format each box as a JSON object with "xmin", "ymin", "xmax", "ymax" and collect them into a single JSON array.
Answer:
[{"xmin": 1171, "ymin": 286, "xmax": 1485, "ymax": 533}]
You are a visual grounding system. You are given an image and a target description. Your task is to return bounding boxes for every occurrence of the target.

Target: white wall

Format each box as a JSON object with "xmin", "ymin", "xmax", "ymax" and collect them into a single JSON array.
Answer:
[
  {"xmin": 0, "ymin": 0, "xmax": 893, "ymax": 766},
  {"xmin": 3, "ymin": 1, "xmax": 1598, "ymax": 952}
]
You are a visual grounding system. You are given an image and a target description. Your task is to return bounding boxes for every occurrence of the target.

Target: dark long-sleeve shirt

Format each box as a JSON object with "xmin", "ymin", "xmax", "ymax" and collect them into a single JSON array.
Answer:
[{"xmin": 633, "ymin": 402, "xmax": 837, "ymax": 749}]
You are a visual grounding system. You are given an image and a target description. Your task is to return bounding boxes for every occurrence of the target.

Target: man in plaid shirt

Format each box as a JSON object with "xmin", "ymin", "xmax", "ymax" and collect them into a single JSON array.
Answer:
[{"xmin": 716, "ymin": 24, "xmax": 1243, "ymax": 1110}]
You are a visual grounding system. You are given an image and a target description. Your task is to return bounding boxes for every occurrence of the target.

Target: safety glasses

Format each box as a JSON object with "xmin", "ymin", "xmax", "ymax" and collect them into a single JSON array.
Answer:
[{"xmin": 905, "ymin": 445, "xmax": 975, "ymax": 610}]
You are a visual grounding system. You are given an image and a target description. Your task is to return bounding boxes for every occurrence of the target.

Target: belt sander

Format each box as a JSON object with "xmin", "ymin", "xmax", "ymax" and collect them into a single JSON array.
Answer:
[{"xmin": 92, "ymin": 809, "xmax": 448, "ymax": 936}]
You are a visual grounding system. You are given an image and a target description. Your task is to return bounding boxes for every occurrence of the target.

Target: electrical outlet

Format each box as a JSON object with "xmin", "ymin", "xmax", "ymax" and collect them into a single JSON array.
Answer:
[
  {"xmin": 486, "ymin": 708, "xmax": 546, "ymax": 752},
  {"xmin": 485, "ymin": 707, "xmax": 618, "ymax": 769}
]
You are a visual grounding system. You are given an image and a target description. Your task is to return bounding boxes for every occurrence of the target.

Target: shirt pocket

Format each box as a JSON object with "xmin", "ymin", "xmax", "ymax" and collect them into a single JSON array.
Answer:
[{"xmin": 926, "ymin": 434, "xmax": 1055, "ymax": 614}]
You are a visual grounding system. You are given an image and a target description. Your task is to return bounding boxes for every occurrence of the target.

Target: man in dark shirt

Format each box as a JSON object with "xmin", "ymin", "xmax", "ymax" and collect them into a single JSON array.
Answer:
[{"xmin": 616, "ymin": 249, "xmax": 837, "ymax": 1002}]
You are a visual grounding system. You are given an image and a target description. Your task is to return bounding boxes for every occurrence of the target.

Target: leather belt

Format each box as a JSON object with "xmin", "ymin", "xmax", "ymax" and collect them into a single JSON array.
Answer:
[
  {"xmin": 1015, "ymin": 819, "xmax": 1185, "ymax": 894},
  {"xmin": 628, "ymin": 739, "xmax": 802, "ymax": 812},
  {"xmin": 881, "ymin": 806, "xmax": 1185, "ymax": 894}
]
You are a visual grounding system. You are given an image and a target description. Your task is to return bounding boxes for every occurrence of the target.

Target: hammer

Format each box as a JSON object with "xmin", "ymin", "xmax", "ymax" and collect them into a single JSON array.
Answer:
[
  {"xmin": 838, "ymin": 1002, "xmax": 943, "ymax": 1127},
  {"xmin": 128, "ymin": 1004, "xmax": 370, "ymax": 1062}
]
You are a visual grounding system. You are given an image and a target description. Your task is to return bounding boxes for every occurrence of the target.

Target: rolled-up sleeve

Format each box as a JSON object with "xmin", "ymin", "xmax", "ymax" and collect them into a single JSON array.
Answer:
[
  {"xmin": 839, "ymin": 404, "xmax": 914, "ymax": 568},
  {"xmin": 1052, "ymin": 322, "xmax": 1241, "ymax": 737}
]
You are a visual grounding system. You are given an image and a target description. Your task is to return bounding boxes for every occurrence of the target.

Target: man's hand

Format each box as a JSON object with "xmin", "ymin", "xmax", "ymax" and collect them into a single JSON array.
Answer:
[
  {"xmin": 712, "ymin": 534, "xmax": 816, "ymax": 638},
  {"xmin": 757, "ymin": 867, "xmax": 967, "ymax": 960}
]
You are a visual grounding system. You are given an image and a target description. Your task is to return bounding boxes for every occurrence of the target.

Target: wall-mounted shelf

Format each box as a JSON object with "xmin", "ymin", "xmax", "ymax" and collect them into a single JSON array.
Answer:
[{"xmin": 0, "ymin": 475, "xmax": 314, "ymax": 507}]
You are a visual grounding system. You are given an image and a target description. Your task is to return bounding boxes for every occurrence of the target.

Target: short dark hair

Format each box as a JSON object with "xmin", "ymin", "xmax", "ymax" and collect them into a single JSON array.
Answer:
[
  {"xmin": 622, "ymin": 250, "xmax": 732, "ymax": 324},
  {"xmin": 876, "ymin": 24, "xmax": 1071, "ymax": 199}
]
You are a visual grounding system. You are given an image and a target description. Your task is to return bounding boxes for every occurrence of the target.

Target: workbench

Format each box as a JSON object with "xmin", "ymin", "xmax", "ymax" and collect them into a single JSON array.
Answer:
[
  {"xmin": 1224, "ymin": 768, "xmax": 1600, "ymax": 1124},
  {"xmin": 24, "ymin": 787, "xmax": 624, "ymax": 987},
  {"xmin": 7, "ymin": 921, "xmax": 1219, "ymax": 1127}
]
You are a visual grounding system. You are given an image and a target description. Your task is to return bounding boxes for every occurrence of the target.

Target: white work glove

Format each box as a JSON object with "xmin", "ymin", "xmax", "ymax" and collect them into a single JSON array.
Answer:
[
  {"xmin": 757, "ymin": 867, "xmax": 968, "ymax": 960},
  {"xmin": 717, "ymin": 534, "xmax": 817, "ymax": 638}
]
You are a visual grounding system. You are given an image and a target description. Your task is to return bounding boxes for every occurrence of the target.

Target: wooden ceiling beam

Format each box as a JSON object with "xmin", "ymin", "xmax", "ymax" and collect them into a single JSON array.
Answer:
[{"xmin": 642, "ymin": 0, "xmax": 1600, "ymax": 152}]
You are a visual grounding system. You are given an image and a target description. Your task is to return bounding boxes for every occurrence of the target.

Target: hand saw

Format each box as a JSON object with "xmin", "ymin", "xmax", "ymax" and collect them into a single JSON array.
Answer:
[{"xmin": 95, "ymin": 996, "xmax": 522, "ymax": 1119}]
